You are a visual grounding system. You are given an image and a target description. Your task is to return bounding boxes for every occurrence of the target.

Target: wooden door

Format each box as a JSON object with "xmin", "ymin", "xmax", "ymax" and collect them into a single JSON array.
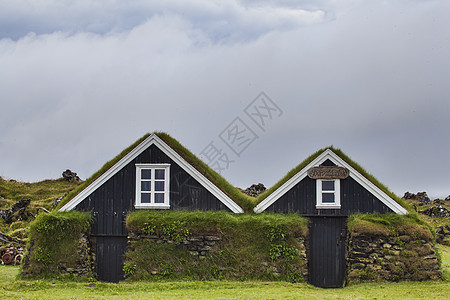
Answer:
[
  {"xmin": 308, "ymin": 217, "xmax": 347, "ymax": 288},
  {"xmin": 96, "ymin": 236, "xmax": 128, "ymax": 282}
]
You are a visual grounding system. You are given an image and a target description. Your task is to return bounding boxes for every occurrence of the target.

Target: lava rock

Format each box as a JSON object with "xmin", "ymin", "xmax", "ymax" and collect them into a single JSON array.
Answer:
[{"xmin": 62, "ymin": 169, "xmax": 81, "ymax": 182}]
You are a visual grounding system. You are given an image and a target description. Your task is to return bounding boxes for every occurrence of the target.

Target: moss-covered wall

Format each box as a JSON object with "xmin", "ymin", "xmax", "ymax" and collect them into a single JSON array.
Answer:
[
  {"xmin": 21, "ymin": 211, "xmax": 93, "ymax": 278},
  {"xmin": 346, "ymin": 214, "xmax": 441, "ymax": 284},
  {"xmin": 124, "ymin": 211, "xmax": 309, "ymax": 282},
  {"xmin": 22, "ymin": 210, "xmax": 443, "ymax": 285}
]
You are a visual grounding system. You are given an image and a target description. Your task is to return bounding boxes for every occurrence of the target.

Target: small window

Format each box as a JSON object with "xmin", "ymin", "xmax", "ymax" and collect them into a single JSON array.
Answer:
[
  {"xmin": 316, "ymin": 179, "xmax": 341, "ymax": 209},
  {"xmin": 135, "ymin": 164, "xmax": 170, "ymax": 209}
]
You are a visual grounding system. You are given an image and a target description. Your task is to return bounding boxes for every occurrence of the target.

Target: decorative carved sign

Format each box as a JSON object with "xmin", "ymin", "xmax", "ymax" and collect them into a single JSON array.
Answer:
[{"xmin": 307, "ymin": 166, "xmax": 349, "ymax": 179}]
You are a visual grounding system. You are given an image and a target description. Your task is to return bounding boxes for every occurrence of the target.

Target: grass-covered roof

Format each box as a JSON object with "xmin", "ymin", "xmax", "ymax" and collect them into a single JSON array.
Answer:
[
  {"xmin": 56, "ymin": 132, "xmax": 255, "ymax": 212},
  {"xmin": 254, "ymin": 146, "xmax": 412, "ymax": 212},
  {"xmin": 56, "ymin": 133, "xmax": 410, "ymax": 214}
]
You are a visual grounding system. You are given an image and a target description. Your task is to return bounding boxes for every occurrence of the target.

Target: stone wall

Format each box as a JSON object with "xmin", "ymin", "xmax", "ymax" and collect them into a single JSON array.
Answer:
[
  {"xmin": 22, "ymin": 232, "xmax": 94, "ymax": 277},
  {"xmin": 347, "ymin": 234, "xmax": 441, "ymax": 283},
  {"xmin": 126, "ymin": 231, "xmax": 308, "ymax": 281},
  {"xmin": 58, "ymin": 233, "xmax": 94, "ymax": 277},
  {"xmin": 128, "ymin": 232, "xmax": 222, "ymax": 258}
]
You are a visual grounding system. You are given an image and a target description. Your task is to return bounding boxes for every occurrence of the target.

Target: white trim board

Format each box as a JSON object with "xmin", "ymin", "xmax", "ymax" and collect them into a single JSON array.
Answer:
[
  {"xmin": 253, "ymin": 149, "xmax": 408, "ymax": 215},
  {"xmin": 60, "ymin": 133, "xmax": 244, "ymax": 213}
]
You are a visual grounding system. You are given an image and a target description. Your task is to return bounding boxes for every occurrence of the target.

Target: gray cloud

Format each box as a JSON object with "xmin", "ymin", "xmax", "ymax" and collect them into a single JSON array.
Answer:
[
  {"xmin": 0, "ymin": 1, "xmax": 449, "ymax": 199},
  {"xmin": 0, "ymin": 0, "xmax": 325, "ymax": 41}
]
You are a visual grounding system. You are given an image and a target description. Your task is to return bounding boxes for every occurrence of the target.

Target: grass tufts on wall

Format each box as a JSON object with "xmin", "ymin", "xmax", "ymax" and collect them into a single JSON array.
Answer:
[
  {"xmin": 21, "ymin": 211, "xmax": 92, "ymax": 277},
  {"xmin": 348, "ymin": 213, "xmax": 433, "ymax": 241},
  {"xmin": 125, "ymin": 210, "xmax": 308, "ymax": 282}
]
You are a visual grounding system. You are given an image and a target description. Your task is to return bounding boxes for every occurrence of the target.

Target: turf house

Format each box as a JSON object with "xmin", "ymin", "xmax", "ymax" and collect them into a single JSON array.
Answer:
[
  {"xmin": 253, "ymin": 148, "xmax": 409, "ymax": 287},
  {"xmin": 23, "ymin": 132, "xmax": 441, "ymax": 287}
]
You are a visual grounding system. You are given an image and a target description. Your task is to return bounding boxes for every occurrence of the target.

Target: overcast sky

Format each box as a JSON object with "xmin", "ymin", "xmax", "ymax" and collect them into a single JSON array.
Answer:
[{"xmin": 1, "ymin": 0, "xmax": 449, "ymax": 199}]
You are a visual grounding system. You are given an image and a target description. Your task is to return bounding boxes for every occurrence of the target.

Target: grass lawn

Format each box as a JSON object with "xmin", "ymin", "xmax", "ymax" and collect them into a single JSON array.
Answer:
[{"xmin": 1, "ymin": 245, "xmax": 449, "ymax": 299}]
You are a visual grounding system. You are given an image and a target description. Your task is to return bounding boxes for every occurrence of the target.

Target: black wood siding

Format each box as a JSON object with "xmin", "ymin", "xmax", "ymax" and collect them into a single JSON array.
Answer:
[
  {"xmin": 96, "ymin": 236, "xmax": 128, "ymax": 282},
  {"xmin": 309, "ymin": 217, "xmax": 347, "ymax": 287},
  {"xmin": 75, "ymin": 144, "xmax": 231, "ymax": 236},
  {"xmin": 265, "ymin": 176, "xmax": 392, "ymax": 216}
]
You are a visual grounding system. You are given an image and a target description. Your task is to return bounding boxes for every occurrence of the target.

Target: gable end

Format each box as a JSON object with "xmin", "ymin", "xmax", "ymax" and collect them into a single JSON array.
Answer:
[
  {"xmin": 60, "ymin": 134, "xmax": 243, "ymax": 213},
  {"xmin": 254, "ymin": 149, "xmax": 407, "ymax": 215}
]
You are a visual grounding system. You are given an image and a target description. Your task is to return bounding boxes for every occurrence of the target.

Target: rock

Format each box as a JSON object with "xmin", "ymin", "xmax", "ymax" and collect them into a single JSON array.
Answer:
[
  {"xmin": 445, "ymin": 195, "xmax": 450, "ymax": 201},
  {"xmin": 62, "ymin": 169, "xmax": 81, "ymax": 182},
  {"xmin": 52, "ymin": 194, "xmax": 67, "ymax": 208},
  {"xmin": 420, "ymin": 205, "xmax": 450, "ymax": 217},
  {"xmin": 187, "ymin": 236, "xmax": 203, "ymax": 242},
  {"xmin": 242, "ymin": 183, "xmax": 266, "ymax": 197},
  {"xmin": 402, "ymin": 192, "xmax": 431, "ymax": 203},
  {"xmin": 0, "ymin": 199, "xmax": 33, "ymax": 224},
  {"xmin": 205, "ymin": 235, "xmax": 221, "ymax": 241}
]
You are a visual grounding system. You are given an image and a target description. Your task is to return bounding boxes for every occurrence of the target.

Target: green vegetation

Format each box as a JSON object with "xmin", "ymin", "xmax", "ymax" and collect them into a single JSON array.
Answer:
[
  {"xmin": 22, "ymin": 211, "xmax": 92, "ymax": 277},
  {"xmin": 255, "ymin": 146, "xmax": 413, "ymax": 213},
  {"xmin": 53, "ymin": 134, "xmax": 413, "ymax": 213},
  {"xmin": 55, "ymin": 132, "xmax": 255, "ymax": 212},
  {"xmin": 0, "ymin": 245, "xmax": 449, "ymax": 299},
  {"xmin": 156, "ymin": 132, "xmax": 255, "ymax": 211},
  {"xmin": 408, "ymin": 197, "xmax": 450, "ymax": 246},
  {"xmin": 55, "ymin": 134, "xmax": 151, "ymax": 210},
  {"xmin": 348, "ymin": 213, "xmax": 433, "ymax": 240},
  {"xmin": 0, "ymin": 177, "xmax": 81, "ymax": 241},
  {"xmin": 125, "ymin": 210, "xmax": 308, "ymax": 282}
]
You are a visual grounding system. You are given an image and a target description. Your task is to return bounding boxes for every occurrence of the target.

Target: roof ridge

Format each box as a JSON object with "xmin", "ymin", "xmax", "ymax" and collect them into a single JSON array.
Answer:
[{"xmin": 56, "ymin": 132, "xmax": 254, "ymax": 212}]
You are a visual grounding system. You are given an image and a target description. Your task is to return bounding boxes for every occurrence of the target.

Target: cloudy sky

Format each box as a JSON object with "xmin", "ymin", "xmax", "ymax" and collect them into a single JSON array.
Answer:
[{"xmin": 1, "ymin": 0, "xmax": 449, "ymax": 199}]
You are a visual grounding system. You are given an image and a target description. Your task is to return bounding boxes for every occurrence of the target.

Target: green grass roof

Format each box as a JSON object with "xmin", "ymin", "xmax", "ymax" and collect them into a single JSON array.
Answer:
[
  {"xmin": 56, "ymin": 132, "xmax": 255, "ymax": 212},
  {"xmin": 56, "ymin": 133, "xmax": 411, "ymax": 214},
  {"xmin": 254, "ymin": 146, "xmax": 413, "ymax": 213}
]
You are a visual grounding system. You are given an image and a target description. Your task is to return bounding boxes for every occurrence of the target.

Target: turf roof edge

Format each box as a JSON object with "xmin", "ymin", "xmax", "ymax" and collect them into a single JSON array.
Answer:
[
  {"xmin": 55, "ymin": 133, "xmax": 151, "ymax": 210},
  {"xmin": 255, "ymin": 146, "xmax": 413, "ymax": 213},
  {"xmin": 56, "ymin": 132, "xmax": 254, "ymax": 212}
]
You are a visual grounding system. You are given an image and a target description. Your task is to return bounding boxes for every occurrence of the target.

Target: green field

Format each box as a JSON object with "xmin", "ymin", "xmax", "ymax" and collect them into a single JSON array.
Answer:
[{"xmin": 1, "ymin": 245, "xmax": 449, "ymax": 299}]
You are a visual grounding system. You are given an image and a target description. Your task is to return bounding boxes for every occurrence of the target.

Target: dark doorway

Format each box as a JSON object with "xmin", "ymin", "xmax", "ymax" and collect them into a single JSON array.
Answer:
[
  {"xmin": 96, "ymin": 236, "xmax": 128, "ymax": 282},
  {"xmin": 308, "ymin": 217, "xmax": 347, "ymax": 288}
]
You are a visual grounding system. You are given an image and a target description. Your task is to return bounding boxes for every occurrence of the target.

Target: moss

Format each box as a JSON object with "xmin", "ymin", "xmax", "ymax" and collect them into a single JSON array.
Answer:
[
  {"xmin": 156, "ymin": 132, "xmax": 255, "ymax": 212},
  {"xmin": 125, "ymin": 211, "xmax": 308, "ymax": 282},
  {"xmin": 22, "ymin": 211, "xmax": 92, "ymax": 277},
  {"xmin": 56, "ymin": 132, "xmax": 254, "ymax": 212},
  {"xmin": 255, "ymin": 146, "xmax": 412, "ymax": 213},
  {"xmin": 348, "ymin": 213, "xmax": 434, "ymax": 240},
  {"xmin": 55, "ymin": 134, "xmax": 151, "ymax": 210}
]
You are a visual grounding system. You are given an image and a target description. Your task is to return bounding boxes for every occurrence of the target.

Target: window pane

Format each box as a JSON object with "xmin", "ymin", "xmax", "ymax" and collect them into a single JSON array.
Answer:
[
  {"xmin": 322, "ymin": 193, "xmax": 335, "ymax": 203},
  {"xmin": 141, "ymin": 193, "xmax": 151, "ymax": 203},
  {"xmin": 141, "ymin": 169, "xmax": 151, "ymax": 179},
  {"xmin": 141, "ymin": 181, "xmax": 151, "ymax": 191},
  {"xmin": 155, "ymin": 181, "xmax": 165, "ymax": 191},
  {"xmin": 155, "ymin": 193, "xmax": 164, "ymax": 203},
  {"xmin": 322, "ymin": 180, "xmax": 335, "ymax": 191},
  {"xmin": 155, "ymin": 169, "xmax": 165, "ymax": 179}
]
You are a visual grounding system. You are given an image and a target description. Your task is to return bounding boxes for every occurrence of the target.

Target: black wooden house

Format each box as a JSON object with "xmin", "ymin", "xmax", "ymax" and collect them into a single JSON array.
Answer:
[
  {"xmin": 59, "ymin": 133, "xmax": 243, "ymax": 282},
  {"xmin": 60, "ymin": 133, "xmax": 409, "ymax": 286},
  {"xmin": 254, "ymin": 148, "xmax": 408, "ymax": 287}
]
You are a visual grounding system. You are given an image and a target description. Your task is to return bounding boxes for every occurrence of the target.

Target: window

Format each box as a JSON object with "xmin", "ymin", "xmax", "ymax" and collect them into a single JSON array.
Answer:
[
  {"xmin": 135, "ymin": 164, "xmax": 170, "ymax": 209},
  {"xmin": 316, "ymin": 179, "xmax": 341, "ymax": 209}
]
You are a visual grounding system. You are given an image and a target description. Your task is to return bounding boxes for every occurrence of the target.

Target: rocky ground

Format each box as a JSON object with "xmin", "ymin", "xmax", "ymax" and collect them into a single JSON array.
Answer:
[{"xmin": 402, "ymin": 191, "xmax": 450, "ymax": 245}]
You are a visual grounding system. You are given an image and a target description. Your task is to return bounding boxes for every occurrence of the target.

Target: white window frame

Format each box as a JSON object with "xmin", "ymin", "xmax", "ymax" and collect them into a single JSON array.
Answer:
[
  {"xmin": 316, "ymin": 179, "xmax": 341, "ymax": 209},
  {"xmin": 135, "ymin": 164, "xmax": 170, "ymax": 209}
]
